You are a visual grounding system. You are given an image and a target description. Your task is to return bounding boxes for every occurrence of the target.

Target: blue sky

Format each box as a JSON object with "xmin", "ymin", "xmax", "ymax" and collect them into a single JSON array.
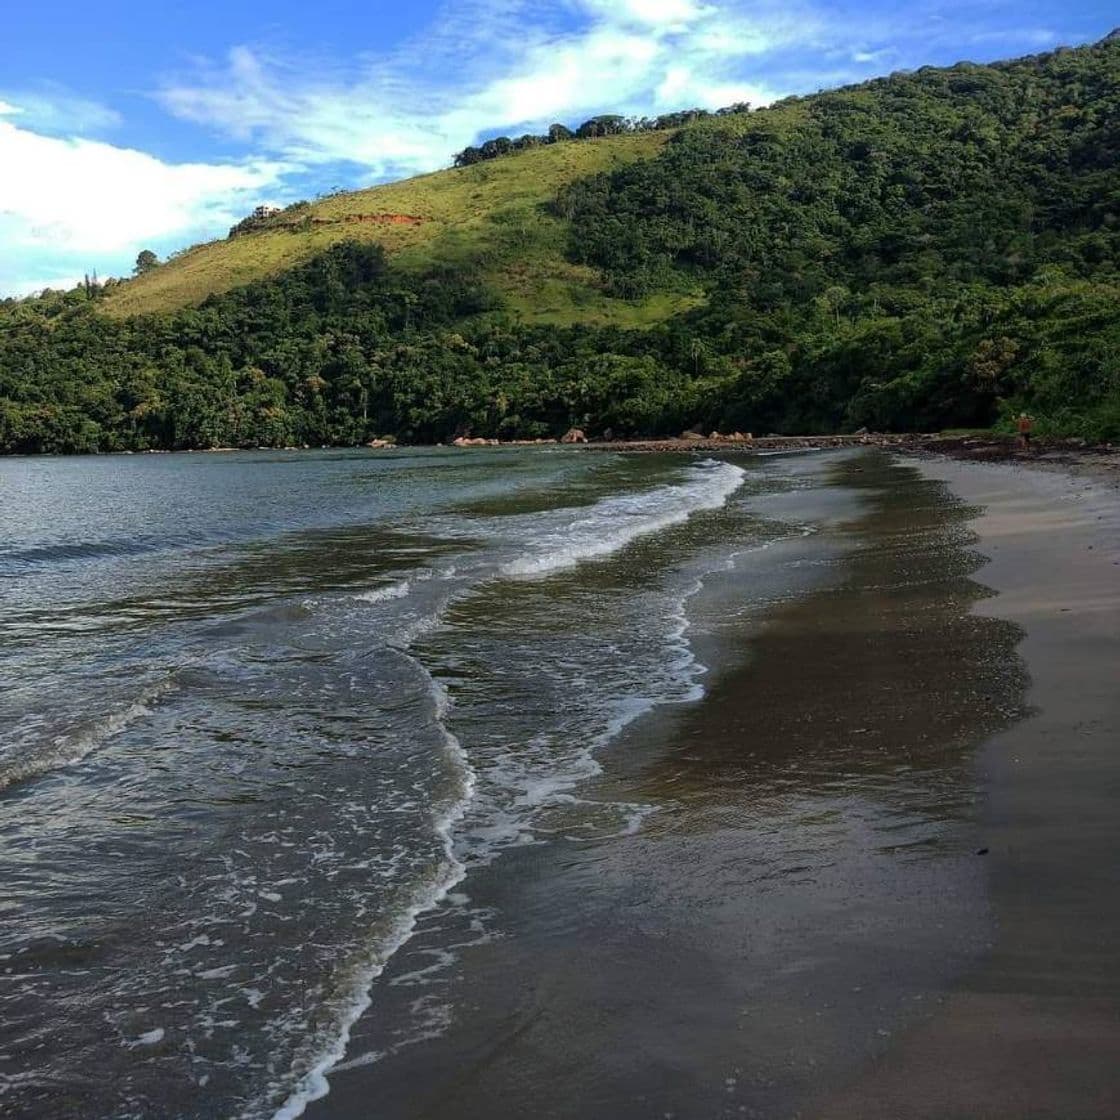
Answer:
[{"xmin": 1, "ymin": 0, "xmax": 1115, "ymax": 296}]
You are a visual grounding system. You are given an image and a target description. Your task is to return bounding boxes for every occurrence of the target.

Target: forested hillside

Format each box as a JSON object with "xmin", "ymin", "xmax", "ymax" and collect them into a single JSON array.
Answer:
[{"xmin": 2, "ymin": 34, "xmax": 1118, "ymax": 453}]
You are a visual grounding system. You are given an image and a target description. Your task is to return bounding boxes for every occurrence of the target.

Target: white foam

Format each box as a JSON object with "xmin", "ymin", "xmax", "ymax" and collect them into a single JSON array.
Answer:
[
  {"xmin": 501, "ymin": 460, "xmax": 745, "ymax": 577},
  {"xmin": 268, "ymin": 667, "xmax": 476, "ymax": 1120},
  {"xmin": 0, "ymin": 678, "xmax": 174, "ymax": 792},
  {"xmin": 352, "ymin": 580, "xmax": 411, "ymax": 604},
  {"xmin": 265, "ymin": 461, "xmax": 748, "ymax": 1118}
]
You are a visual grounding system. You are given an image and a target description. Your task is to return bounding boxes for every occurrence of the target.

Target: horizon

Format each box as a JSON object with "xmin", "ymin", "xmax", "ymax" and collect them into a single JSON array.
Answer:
[{"xmin": 2, "ymin": 1, "xmax": 1116, "ymax": 298}]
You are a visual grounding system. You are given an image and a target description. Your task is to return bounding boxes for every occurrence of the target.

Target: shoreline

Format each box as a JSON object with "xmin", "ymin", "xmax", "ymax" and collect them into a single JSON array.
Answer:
[
  {"xmin": 17, "ymin": 432, "xmax": 1119, "ymax": 489},
  {"xmin": 302, "ymin": 449, "xmax": 1120, "ymax": 1119}
]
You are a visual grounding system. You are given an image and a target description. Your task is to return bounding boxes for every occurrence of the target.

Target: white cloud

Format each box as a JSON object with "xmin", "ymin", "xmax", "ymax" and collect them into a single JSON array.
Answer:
[
  {"xmin": 156, "ymin": 1, "xmax": 796, "ymax": 180},
  {"xmin": 0, "ymin": 118, "xmax": 287, "ymax": 294},
  {"xmin": 0, "ymin": 121, "xmax": 284, "ymax": 255},
  {"xmin": 966, "ymin": 27, "xmax": 1065, "ymax": 47},
  {"xmin": 4, "ymin": 274, "xmax": 88, "ymax": 299},
  {"xmin": 0, "ymin": 87, "xmax": 123, "ymax": 135},
  {"xmin": 577, "ymin": 0, "xmax": 712, "ymax": 31}
]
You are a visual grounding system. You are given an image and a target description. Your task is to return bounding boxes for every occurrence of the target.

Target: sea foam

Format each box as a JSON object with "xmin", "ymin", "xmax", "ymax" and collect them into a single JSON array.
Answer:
[
  {"xmin": 268, "ymin": 673, "xmax": 476, "ymax": 1120},
  {"xmin": 0, "ymin": 678, "xmax": 174, "ymax": 792},
  {"xmin": 501, "ymin": 460, "xmax": 746, "ymax": 577}
]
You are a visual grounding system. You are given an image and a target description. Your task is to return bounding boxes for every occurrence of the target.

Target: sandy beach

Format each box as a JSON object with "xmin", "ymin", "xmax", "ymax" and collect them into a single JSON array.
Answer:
[
  {"xmin": 814, "ymin": 457, "xmax": 1120, "ymax": 1118},
  {"xmin": 303, "ymin": 450, "xmax": 1118, "ymax": 1118}
]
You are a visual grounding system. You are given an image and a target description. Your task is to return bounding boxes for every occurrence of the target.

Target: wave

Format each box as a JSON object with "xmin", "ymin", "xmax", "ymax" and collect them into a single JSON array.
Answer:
[
  {"xmin": 265, "ymin": 463, "xmax": 753, "ymax": 1116},
  {"xmin": 268, "ymin": 674, "xmax": 476, "ymax": 1120},
  {"xmin": 501, "ymin": 460, "xmax": 745, "ymax": 577},
  {"xmin": 0, "ymin": 679, "xmax": 174, "ymax": 793},
  {"xmin": 1, "ymin": 536, "xmax": 168, "ymax": 566},
  {"xmin": 352, "ymin": 579, "xmax": 412, "ymax": 604}
]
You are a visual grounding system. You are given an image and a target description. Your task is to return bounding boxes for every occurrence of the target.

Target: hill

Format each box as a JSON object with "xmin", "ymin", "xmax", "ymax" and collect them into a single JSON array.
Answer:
[
  {"xmin": 1, "ymin": 34, "xmax": 1119, "ymax": 453},
  {"xmin": 101, "ymin": 130, "xmax": 699, "ymax": 327}
]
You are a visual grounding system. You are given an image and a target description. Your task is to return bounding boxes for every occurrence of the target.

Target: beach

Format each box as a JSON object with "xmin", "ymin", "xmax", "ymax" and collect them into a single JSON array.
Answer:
[
  {"xmin": 815, "ymin": 458, "xmax": 1120, "ymax": 1118},
  {"xmin": 307, "ymin": 451, "xmax": 1120, "ymax": 1120},
  {"xmin": 2, "ymin": 446, "xmax": 1116, "ymax": 1118}
]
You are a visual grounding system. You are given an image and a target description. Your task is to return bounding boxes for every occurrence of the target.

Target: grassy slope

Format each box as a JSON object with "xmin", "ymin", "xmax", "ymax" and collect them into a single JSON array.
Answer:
[{"xmin": 102, "ymin": 131, "xmax": 702, "ymax": 326}]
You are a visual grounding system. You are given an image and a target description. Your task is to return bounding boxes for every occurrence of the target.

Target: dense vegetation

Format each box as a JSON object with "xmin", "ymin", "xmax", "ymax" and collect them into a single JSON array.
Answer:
[{"xmin": 2, "ymin": 34, "xmax": 1118, "ymax": 453}]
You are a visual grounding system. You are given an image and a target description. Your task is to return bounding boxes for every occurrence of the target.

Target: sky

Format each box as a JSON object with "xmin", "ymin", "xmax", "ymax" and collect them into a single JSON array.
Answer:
[{"xmin": 1, "ymin": 0, "xmax": 1115, "ymax": 297}]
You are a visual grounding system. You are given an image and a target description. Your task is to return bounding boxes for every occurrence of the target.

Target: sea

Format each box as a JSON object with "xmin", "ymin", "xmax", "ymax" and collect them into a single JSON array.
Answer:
[{"xmin": 0, "ymin": 445, "xmax": 841, "ymax": 1118}]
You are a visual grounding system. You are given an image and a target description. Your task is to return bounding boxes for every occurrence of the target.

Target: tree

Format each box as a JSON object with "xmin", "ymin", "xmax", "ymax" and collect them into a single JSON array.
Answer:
[
  {"xmin": 453, "ymin": 145, "xmax": 484, "ymax": 167},
  {"xmin": 134, "ymin": 250, "xmax": 160, "ymax": 275}
]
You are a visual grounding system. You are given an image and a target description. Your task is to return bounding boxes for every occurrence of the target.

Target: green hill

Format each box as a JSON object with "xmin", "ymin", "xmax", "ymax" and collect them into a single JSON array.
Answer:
[
  {"xmin": 102, "ymin": 130, "xmax": 700, "ymax": 327},
  {"xmin": 2, "ymin": 34, "xmax": 1119, "ymax": 452}
]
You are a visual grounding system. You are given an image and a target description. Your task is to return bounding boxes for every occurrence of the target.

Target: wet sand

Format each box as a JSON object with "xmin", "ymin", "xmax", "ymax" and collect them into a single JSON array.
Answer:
[
  {"xmin": 814, "ymin": 458, "xmax": 1120, "ymax": 1118},
  {"xmin": 309, "ymin": 452, "xmax": 1119, "ymax": 1119}
]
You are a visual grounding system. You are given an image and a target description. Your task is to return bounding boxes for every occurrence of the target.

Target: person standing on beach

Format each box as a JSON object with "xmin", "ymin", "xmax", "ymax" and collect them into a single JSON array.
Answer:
[{"xmin": 1017, "ymin": 412, "xmax": 1033, "ymax": 450}]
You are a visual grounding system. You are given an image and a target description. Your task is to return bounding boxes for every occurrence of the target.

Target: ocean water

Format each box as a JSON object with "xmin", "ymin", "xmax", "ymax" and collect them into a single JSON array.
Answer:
[{"xmin": 0, "ymin": 446, "xmax": 827, "ymax": 1118}]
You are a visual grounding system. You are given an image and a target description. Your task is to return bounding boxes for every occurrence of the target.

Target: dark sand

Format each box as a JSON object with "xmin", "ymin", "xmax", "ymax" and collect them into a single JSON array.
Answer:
[
  {"xmin": 814, "ymin": 457, "xmax": 1120, "ymax": 1119},
  {"xmin": 309, "ymin": 452, "xmax": 1119, "ymax": 1119}
]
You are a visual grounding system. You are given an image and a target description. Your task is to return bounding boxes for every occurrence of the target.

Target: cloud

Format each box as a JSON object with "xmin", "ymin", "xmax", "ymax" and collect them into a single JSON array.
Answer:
[
  {"xmin": 966, "ymin": 27, "xmax": 1066, "ymax": 47},
  {"xmin": 0, "ymin": 117, "xmax": 285, "ymax": 294},
  {"xmin": 0, "ymin": 86, "xmax": 122, "ymax": 135},
  {"xmin": 156, "ymin": 1, "xmax": 798, "ymax": 181},
  {"xmin": 4, "ymin": 273, "xmax": 88, "ymax": 299}
]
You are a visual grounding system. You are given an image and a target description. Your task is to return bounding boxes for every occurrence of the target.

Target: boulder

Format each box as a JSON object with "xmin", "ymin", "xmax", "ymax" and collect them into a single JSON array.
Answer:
[
  {"xmin": 680, "ymin": 430, "xmax": 705, "ymax": 441},
  {"xmin": 561, "ymin": 428, "xmax": 588, "ymax": 443}
]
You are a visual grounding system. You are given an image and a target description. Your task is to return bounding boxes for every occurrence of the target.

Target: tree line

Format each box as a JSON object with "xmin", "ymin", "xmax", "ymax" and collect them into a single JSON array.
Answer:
[{"xmin": 452, "ymin": 104, "xmax": 751, "ymax": 166}]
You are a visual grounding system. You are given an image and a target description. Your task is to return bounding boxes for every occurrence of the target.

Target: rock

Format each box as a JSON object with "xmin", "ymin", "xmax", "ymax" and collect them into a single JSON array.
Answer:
[
  {"xmin": 561, "ymin": 428, "xmax": 588, "ymax": 443},
  {"xmin": 854, "ymin": 426, "xmax": 869, "ymax": 436},
  {"xmin": 680, "ymin": 430, "xmax": 705, "ymax": 441},
  {"xmin": 365, "ymin": 438, "xmax": 393, "ymax": 449}
]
